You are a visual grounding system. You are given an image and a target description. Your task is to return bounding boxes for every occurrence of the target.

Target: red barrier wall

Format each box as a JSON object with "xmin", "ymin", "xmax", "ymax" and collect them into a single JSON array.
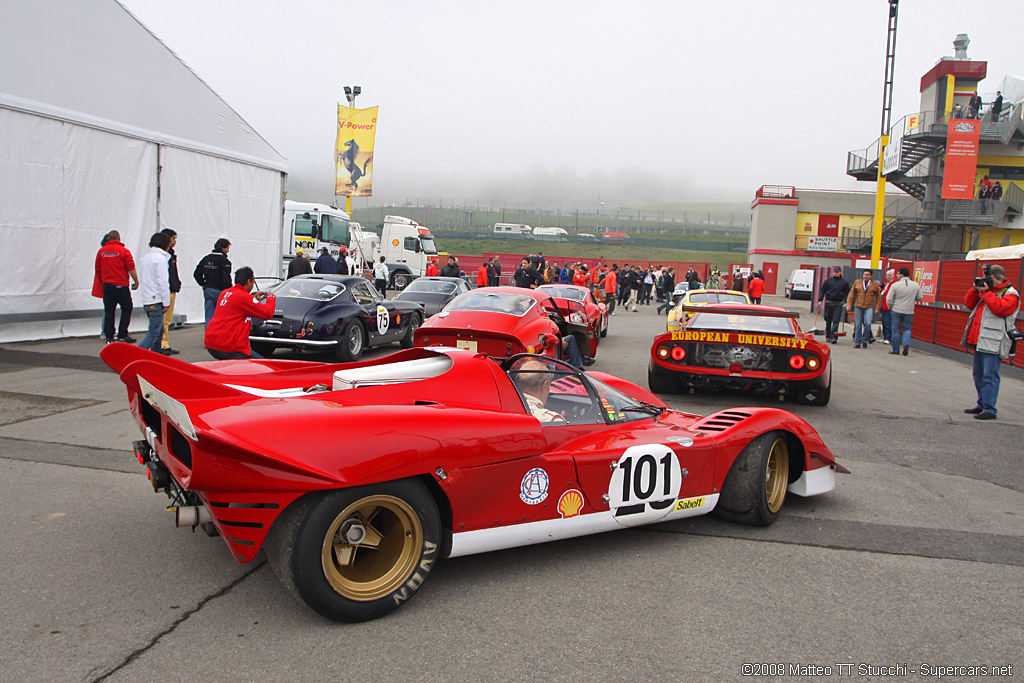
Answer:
[{"xmin": 911, "ymin": 257, "xmax": 1023, "ymax": 367}]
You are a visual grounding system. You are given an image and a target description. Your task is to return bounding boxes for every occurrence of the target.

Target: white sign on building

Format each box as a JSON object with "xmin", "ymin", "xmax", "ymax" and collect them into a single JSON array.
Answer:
[{"xmin": 808, "ymin": 236, "xmax": 839, "ymax": 252}]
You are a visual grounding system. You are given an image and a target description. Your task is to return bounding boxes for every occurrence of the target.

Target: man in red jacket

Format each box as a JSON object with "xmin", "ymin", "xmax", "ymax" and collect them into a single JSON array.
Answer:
[
  {"xmin": 94, "ymin": 230, "xmax": 140, "ymax": 343},
  {"xmin": 747, "ymin": 272, "xmax": 765, "ymax": 304},
  {"xmin": 204, "ymin": 267, "xmax": 276, "ymax": 359},
  {"xmin": 477, "ymin": 261, "xmax": 490, "ymax": 288}
]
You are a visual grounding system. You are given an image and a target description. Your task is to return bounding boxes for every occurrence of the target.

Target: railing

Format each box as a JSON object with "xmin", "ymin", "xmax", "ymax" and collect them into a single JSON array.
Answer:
[{"xmin": 754, "ymin": 185, "xmax": 796, "ymax": 199}]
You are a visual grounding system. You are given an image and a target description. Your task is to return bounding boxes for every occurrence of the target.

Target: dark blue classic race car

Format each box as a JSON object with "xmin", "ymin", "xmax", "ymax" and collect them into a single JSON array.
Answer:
[{"xmin": 250, "ymin": 275, "xmax": 424, "ymax": 361}]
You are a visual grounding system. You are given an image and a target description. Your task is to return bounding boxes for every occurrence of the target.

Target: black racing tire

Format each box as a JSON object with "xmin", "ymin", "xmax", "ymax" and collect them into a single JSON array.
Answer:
[
  {"xmin": 392, "ymin": 273, "xmax": 411, "ymax": 291},
  {"xmin": 647, "ymin": 367, "xmax": 680, "ymax": 394},
  {"xmin": 795, "ymin": 366, "xmax": 832, "ymax": 407},
  {"xmin": 264, "ymin": 479, "xmax": 441, "ymax": 623},
  {"xmin": 599, "ymin": 314, "xmax": 608, "ymax": 338},
  {"xmin": 250, "ymin": 341, "xmax": 275, "ymax": 358},
  {"xmin": 714, "ymin": 431, "xmax": 790, "ymax": 527},
  {"xmin": 400, "ymin": 312, "xmax": 422, "ymax": 349},
  {"xmin": 336, "ymin": 322, "xmax": 365, "ymax": 362}
]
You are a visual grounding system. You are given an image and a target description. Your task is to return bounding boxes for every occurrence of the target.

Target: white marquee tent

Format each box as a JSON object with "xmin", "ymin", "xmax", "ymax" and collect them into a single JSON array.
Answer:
[{"xmin": 0, "ymin": 0, "xmax": 287, "ymax": 342}]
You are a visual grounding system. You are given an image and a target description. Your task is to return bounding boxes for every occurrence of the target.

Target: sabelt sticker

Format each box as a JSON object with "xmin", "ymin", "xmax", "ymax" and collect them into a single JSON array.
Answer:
[
  {"xmin": 520, "ymin": 468, "xmax": 549, "ymax": 505},
  {"xmin": 673, "ymin": 496, "xmax": 705, "ymax": 511},
  {"xmin": 376, "ymin": 305, "xmax": 389, "ymax": 335},
  {"xmin": 557, "ymin": 489, "xmax": 584, "ymax": 518}
]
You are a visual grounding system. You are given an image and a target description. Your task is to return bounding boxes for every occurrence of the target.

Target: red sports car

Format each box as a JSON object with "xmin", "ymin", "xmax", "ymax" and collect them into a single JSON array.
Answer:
[
  {"xmin": 536, "ymin": 284, "xmax": 609, "ymax": 356},
  {"xmin": 414, "ymin": 286, "xmax": 591, "ymax": 362},
  {"xmin": 649, "ymin": 304, "xmax": 833, "ymax": 406},
  {"xmin": 102, "ymin": 343, "xmax": 846, "ymax": 623}
]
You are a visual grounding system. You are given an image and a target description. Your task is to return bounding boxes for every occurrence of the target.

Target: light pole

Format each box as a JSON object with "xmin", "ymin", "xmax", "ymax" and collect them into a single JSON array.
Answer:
[
  {"xmin": 870, "ymin": 1, "xmax": 899, "ymax": 269},
  {"xmin": 342, "ymin": 85, "xmax": 361, "ymax": 216}
]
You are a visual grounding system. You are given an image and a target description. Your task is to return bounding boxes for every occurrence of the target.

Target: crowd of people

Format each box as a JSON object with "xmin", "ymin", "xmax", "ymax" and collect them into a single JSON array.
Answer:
[{"xmin": 94, "ymin": 233, "xmax": 1020, "ymax": 421}]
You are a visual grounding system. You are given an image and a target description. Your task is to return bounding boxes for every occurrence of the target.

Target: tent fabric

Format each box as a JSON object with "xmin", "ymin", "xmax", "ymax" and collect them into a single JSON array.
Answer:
[
  {"xmin": 0, "ymin": 0, "xmax": 286, "ymax": 172},
  {"xmin": 0, "ymin": 0, "xmax": 286, "ymax": 342},
  {"xmin": 159, "ymin": 147, "xmax": 283, "ymax": 326},
  {"xmin": 966, "ymin": 244, "xmax": 1024, "ymax": 260}
]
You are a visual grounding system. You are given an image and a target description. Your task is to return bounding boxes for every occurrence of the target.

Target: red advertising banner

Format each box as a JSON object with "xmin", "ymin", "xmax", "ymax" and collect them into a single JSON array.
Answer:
[
  {"xmin": 913, "ymin": 260, "xmax": 941, "ymax": 303},
  {"xmin": 941, "ymin": 119, "xmax": 980, "ymax": 199}
]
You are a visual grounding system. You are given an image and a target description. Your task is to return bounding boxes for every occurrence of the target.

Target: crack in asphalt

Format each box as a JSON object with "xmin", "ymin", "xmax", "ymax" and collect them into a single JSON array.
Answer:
[{"xmin": 87, "ymin": 560, "xmax": 267, "ymax": 682}]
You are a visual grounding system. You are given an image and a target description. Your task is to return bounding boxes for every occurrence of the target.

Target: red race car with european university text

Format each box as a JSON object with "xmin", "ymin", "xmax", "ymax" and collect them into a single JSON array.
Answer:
[{"xmin": 649, "ymin": 304, "xmax": 833, "ymax": 406}]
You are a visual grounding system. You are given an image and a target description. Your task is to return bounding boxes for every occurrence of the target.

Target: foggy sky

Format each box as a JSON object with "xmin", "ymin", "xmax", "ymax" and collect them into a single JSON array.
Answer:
[{"xmin": 119, "ymin": 0, "xmax": 1022, "ymax": 209}]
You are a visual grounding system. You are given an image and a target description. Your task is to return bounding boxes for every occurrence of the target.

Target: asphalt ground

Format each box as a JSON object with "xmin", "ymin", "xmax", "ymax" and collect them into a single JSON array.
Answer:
[{"xmin": 0, "ymin": 293, "xmax": 1021, "ymax": 682}]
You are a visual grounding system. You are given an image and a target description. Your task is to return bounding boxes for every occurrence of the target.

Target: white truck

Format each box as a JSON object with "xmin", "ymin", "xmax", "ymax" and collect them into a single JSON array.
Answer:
[{"xmin": 281, "ymin": 201, "xmax": 437, "ymax": 289}]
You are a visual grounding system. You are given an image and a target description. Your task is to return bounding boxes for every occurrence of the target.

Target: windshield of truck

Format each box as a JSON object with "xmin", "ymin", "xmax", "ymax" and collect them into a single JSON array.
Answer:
[
  {"xmin": 320, "ymin": 215, "xmax": 350, "ymax": 245},
  {"xmin": 294, "ymin": 216, "xmax": 315, "ymax": 237},
  {"xmin": 419, "ymin": 235, "xmax": 438, "ymax": 255}
]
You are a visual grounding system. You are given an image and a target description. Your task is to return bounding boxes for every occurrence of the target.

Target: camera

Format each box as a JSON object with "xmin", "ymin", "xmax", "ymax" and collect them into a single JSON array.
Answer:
[{"xmin": 975, "ymin": 264, "xmax": 994, "ymax": 290}]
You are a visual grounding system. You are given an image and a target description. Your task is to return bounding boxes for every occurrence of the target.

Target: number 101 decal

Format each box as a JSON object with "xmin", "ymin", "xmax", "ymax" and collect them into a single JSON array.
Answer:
[{"xmin": 608, "ymin": 444, "xmax": 682, "ymax": 527}]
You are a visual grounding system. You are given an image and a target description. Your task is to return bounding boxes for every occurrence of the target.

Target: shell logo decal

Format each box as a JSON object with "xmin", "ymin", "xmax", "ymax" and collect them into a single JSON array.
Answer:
[
  {"xmin": 557, "ymin": 489, "xmax": 584, "ymax": 518},
  {"xmin": 391, "ymin": 238, "xmax": 400, "ymax": 247}
]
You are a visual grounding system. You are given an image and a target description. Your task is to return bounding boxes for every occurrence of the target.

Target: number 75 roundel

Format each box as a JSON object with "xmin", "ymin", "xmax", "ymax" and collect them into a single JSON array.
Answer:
[{"xmin": 607, "ymin": 444, "xmax": 683, "ymax": 528}]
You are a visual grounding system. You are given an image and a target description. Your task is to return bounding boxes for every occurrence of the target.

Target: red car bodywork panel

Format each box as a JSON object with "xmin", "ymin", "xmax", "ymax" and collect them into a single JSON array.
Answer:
[{"xmin": 102, "ymin": 343, "xmax": 840, "ymax": 565}]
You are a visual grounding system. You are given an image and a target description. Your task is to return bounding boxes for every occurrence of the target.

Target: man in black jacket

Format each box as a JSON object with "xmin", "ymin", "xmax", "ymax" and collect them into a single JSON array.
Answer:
[
  {"xmin": 288, "ymin": 248, "xmax": 313, "ymax": 278},
  {"xmin": 657, "ymin": 268, "xmax": 675, "ymax": 315},
  {"xmin": 159, "ymin": 228, "xmax": 181, "ymax": 355},
  {"xmin": 818, "ymin": 266, "xmax": 851, "ymax": 344},
  {"xmin": 513, "ymin": 258, "xmax": 542, "ymax": 288},
  {"xmin": 193, "ymin": 238, "xmax": 232, "ymax": 326},
  {"xmin": 439, "ymin": 255, "xmax": 461, "ymax": 278}
]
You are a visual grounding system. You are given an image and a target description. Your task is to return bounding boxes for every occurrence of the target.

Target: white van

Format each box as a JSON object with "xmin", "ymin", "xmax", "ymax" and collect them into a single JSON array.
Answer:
[
  {"xmin": 785, "ymin": 269, "xmax": 815, "ymax": 299},
  {"xmin": 532, "ymin": 226, "xmax": 569, "ymax": 241},
  {"xmin": 493, "ymin": 223, "xmax": 532, "ymax": 235}
]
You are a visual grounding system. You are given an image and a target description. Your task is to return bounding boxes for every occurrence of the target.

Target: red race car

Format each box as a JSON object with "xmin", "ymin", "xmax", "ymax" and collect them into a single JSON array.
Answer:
[
  {"xmin": 414, "ymin": 286, "xmax": 592, "ymax": 363},
  {"xmin": 536, "ymin": 283, "xmax": 609, "ymax": 356},
  {"xmin": 102, "ymin": 343, "xmax": 846, "ymax": 623},
  {"xmin": 649, "ymin": 304, "xmax": 833, "ymax": 406}
]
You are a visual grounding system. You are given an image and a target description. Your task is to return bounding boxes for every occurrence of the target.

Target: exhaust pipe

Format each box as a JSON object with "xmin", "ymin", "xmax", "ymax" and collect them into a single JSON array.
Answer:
[{"xmin": 173, "ymin": 505, "xmax": 212, "ymax": 528}]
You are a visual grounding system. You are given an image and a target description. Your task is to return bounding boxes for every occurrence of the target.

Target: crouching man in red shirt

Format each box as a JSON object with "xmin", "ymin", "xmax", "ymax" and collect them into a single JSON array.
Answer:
[{"xmin": 204, "ymin": 266, "xmax": 276, "ymax": 359}]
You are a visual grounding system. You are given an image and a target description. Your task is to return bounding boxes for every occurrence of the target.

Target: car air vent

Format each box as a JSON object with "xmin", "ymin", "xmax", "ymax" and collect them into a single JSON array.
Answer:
[
  {"xmin": 140, "ymin": 398, "xmax": 162, "ymax": 441},
  {"xmin": 696, "ymin": 410, "xmax": 751, "ymax": 432},
  {"xmin": 170, "ymin": 426, "xmax": 193, "ymax": 468}
]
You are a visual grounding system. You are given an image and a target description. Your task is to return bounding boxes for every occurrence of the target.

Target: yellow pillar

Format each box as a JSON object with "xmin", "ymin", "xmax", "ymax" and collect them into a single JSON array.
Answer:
[
  {"xmin": 346, "ymin": 195, "xmax": 352, "ymax": 216},
  {"xmin": 943, "ymin": 74, "xmax": 955, "ymax": 123},
  {"xmin": 870, "ymin": 134, "xmax": 888, "ymax": 270}
]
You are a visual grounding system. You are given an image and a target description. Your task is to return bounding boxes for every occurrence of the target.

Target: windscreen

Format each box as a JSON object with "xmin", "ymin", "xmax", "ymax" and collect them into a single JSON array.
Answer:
[
  {"xmin": 406, "ymin": 279, "xmax": 457, "ymax": 295},
  {"xmin": 446, "ymin": 291, "xmax": 535, "ymax": 316},
  {"xmin": 538, "ymin": 286, "xmax": 586, "ymax": 301},
  {"xmin": 419, "ymin": 235, "xmax": 438, "ymax": 255},
  {"xmin": 688, "ymin": 292, "xmax": 747, "ymax": 304},
  {"xmin": 688, "ymin": 312, "xmax": 795, "ymax": 335},
  {"xmin": 272, "ymin": 279, "xmax": 346, "ymax": 301}
]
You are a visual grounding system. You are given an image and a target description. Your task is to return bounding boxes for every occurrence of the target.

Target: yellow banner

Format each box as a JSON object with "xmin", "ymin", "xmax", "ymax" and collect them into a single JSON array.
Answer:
[{"xmin": 336, "ymin": 105, "xmax": 378, "ymax": 197}]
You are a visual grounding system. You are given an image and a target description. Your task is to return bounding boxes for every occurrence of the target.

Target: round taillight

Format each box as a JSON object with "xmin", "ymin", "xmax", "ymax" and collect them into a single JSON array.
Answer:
[
  {"xmin": 807, "ymin": 356, "xmax": 820, "ymax": 370},
  {"xmin": 506, "ymin": 342, "xmax": 514, "ymax": 355},
  {"xmin": 420, "ymin": 336, "xmax": 429, "ymax": 346},
  {"xmin": 671, "ymin": 346, "xmax": 686, "ymax": 361},
  {"xmin": 657, "ymin": 346, "xmax": 670, "ymax": 359},
  {"xmin": 789, "ymin": 355, "xmax": 806, "ymax": 370}
]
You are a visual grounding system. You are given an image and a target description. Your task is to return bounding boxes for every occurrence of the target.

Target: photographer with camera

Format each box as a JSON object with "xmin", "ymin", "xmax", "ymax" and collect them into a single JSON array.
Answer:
[{"xmin": 961, "ymin": 264, "xmax": 1020, "ymax": 420}]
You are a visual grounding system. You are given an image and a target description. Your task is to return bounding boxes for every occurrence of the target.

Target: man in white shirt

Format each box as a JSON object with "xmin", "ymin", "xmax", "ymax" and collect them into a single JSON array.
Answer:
[
  {"xmin": 138, "ymin": 232, "xmax": 172, "ymax": 352},
  {"xmin": 373, "ymin": 256, "xmax": 390, "ymax": 295}
]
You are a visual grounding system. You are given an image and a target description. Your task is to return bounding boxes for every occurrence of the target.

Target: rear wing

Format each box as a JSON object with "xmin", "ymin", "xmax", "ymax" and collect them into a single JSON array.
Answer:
[{"xmin": 682, "ymin": 305, "xmax": 799, "ymax": 319}]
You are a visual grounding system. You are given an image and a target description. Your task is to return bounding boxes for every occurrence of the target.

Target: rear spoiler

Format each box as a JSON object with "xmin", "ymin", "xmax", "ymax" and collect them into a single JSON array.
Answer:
[{"xmin": 682, "ymin": 305, "xmax": 800, "ymax": 319}]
